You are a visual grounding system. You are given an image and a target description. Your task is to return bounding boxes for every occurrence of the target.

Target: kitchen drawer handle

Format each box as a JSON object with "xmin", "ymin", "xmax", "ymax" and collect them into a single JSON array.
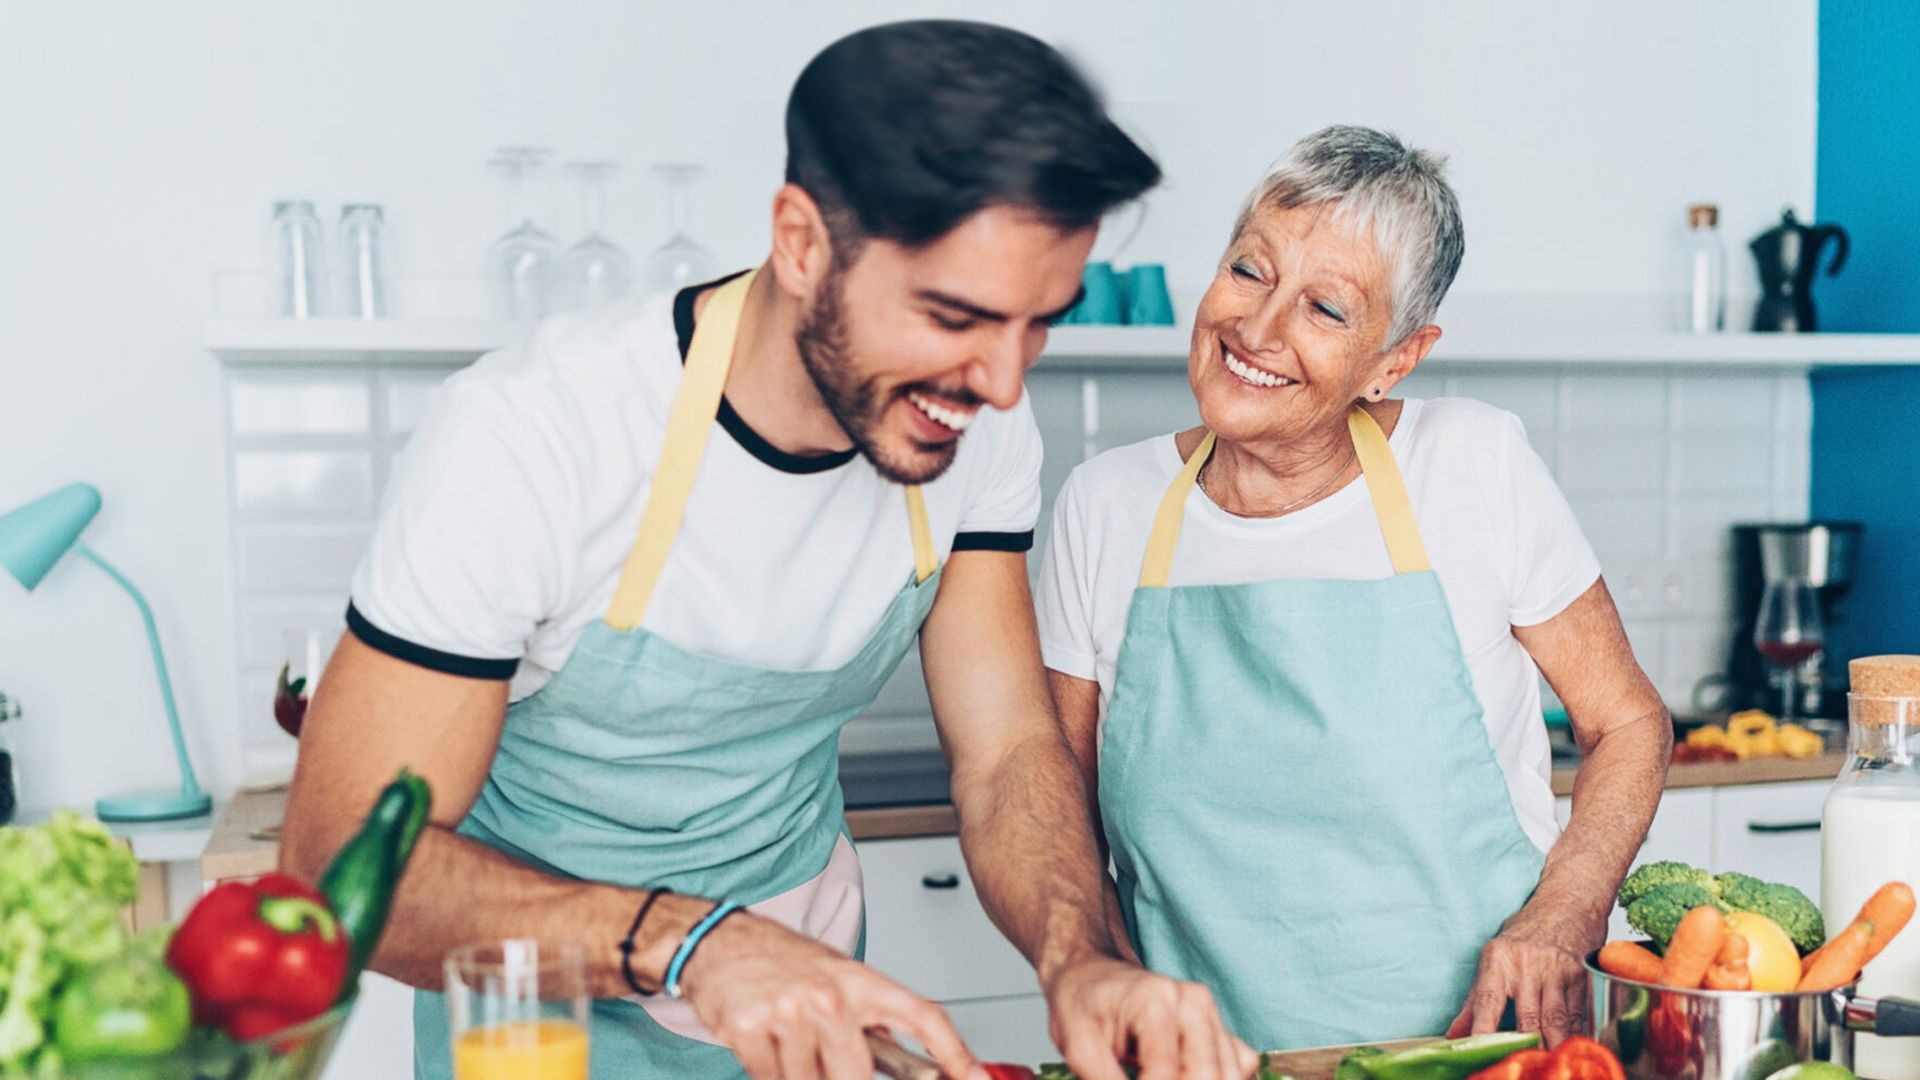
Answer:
[
  {"xmin": 920, "ymin": 873, "xmax": 961, "ymax": 890},
  {"xmin": 1747, "ymin": 820, "xmax": 1822, "ymax": 834}
]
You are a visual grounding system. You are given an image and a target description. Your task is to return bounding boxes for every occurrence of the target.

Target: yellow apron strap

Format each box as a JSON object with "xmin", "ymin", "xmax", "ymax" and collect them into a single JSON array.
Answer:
[
  {"xmin": 1347, "ymin": 405, "xmax": 1431, "ymax": 574},
  {"xmin": 905, "ymin": 485, "xmax": 936, "ymax": 584},
  {"xmin": 1135, "ymin": 407, "xmax": 1430, "ymax": 588},
  {"xmin": 1138, "ymin": 431, "xmax": 1215, "ymax": 588},
  {"xmin": 604, "ymin": 271, "xmax": 756, "ymax": 631}
]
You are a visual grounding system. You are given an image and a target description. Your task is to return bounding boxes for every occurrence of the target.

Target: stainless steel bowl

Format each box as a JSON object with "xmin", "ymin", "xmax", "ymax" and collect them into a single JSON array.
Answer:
[{"xmin": 1586, "ymin": 952, "xmax": 1920, "ymax": 1080}]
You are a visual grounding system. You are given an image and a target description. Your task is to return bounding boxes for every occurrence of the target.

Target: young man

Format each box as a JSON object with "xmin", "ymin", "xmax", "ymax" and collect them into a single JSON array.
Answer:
[{"xmin": 282, "ymin": 20, "xmax": 1257, "ymax": 1080}]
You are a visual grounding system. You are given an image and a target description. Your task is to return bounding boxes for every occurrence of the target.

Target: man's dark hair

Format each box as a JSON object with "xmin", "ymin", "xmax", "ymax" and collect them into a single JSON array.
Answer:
[{"xmin": 785, "ymin": 20, "xmax": 1160, "ymax": 258}]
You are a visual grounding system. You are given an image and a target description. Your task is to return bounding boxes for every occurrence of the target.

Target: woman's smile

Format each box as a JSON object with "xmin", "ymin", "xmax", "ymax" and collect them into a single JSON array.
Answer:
[{"xmin": 1219, "ymin": 339, "xmax": 1299, "ymax": 389}]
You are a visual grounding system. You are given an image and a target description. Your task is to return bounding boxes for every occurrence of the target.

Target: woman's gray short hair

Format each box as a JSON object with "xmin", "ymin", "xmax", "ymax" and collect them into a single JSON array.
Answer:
[{"xmin": 1232, "ymin": 125, "xmax": 1464, "ymax": 347}]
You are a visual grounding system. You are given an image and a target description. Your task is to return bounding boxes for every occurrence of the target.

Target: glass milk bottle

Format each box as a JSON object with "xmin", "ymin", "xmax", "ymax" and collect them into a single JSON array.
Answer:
[
  {"xmin": 1824, "ymin": 655, "xmax": 1920, "ymax": 1080},
  {"xmin": 1683, "ymin": 203, "xmax": 1727, "ymax": 332}
]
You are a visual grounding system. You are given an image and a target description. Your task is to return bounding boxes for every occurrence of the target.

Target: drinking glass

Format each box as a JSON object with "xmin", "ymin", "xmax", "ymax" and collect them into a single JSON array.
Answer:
[
  {"xmin": 487, "ymin": 147, "xmax": 560, "ymax": 320},
  {"xmin": 555, "ymin": 160, "xmax": 633, "ymax": 311},
  {"xmin": 1754, "ymin": 577, "xmax": 1824, "ymax": 722},
  {"xmin": 645, "ymin": 163, "xmax": 714, "ymax": 294},
  {"xmin": 446, "ymin": 940, "xmax": 590, "ymax": 1080}
]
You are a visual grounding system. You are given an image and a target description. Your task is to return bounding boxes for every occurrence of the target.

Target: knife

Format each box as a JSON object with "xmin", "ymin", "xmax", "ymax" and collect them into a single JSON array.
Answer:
[{"xmin": 867, "ymin": 1029, "xmax": 946, "ymax": 1080}]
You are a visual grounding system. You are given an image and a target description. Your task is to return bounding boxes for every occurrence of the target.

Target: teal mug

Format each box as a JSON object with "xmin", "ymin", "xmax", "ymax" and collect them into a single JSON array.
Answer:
[
  {"xmin": 1124, "ymin": 263, "xmax": 1176, "ymax": 325},
  {"xmin": 1062, "ymin": 261, "xmax": 1124, "ymax": 325}
]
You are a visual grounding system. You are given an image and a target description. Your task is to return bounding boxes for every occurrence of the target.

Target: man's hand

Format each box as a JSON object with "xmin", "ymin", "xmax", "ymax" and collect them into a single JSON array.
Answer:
[
  {"xmin": 1044, "ymin": 956, "xmax": 1259, "ymax": 1080},
  {"xmin": 678, "ymin": 912, "xmax": 985, "ymax": 1080},
  {"xmin": 1446, "ymin": 899, "xmax": 1602, "ymax": 1048}
]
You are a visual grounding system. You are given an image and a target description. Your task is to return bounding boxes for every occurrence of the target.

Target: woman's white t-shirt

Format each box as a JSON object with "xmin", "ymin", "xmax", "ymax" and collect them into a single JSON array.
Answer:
[
  {"xmin": 349, "ymin": 278, "xmax": 1042, "ymax": 702},
  {"xmin": 1034, "ymin": 397, "xmax": 1600, "ymax": 854}
]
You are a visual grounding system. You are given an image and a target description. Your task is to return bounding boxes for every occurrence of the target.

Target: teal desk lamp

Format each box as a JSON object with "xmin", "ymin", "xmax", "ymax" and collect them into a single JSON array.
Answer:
[{"xmin": 0, "ymin": 483, "xmax": 212, "ymax": 822}]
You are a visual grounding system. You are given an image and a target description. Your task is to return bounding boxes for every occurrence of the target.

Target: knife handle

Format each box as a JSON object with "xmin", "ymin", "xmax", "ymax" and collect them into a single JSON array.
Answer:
[{"xmin": 867, "ymin": 1029, "xmax": 946, "ymax": 1080}]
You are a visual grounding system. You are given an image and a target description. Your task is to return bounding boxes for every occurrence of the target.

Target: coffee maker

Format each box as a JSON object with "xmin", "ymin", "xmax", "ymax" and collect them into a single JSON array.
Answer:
[{"xmin": 1720, "ymin": 521, "xmax": 1863, "ymax": 717}]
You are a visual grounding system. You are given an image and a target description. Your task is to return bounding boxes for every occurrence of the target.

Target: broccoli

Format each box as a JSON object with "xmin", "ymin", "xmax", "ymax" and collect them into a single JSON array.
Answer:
[
  {"xmin": 1625, "ymin": 882, "xmax": 1726, "ymax": 949},
  {"xmin": 1716, "ymin": 872, "xmax": 1826, "ymax": 954},
  {"xmin": 1618, "ymin": 861, "xmax": 1717, "ymax": 910}
]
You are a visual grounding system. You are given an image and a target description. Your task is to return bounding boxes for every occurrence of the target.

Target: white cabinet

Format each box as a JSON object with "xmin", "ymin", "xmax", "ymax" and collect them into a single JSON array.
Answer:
[
  {"xmin": 323, "ymin": 972, "xmax": 413, "ymax": 1079},
  {"xmin": 1710, "ymin": 780, "xmax": 1828, "ymax": 904},
  {"xmin": 946, "ymin": 995, "xmax": 1057, "ymax": 1066},
  {"xmin": 859, "ymin": 836, "xmax": 1042, "ymax": 1002}
]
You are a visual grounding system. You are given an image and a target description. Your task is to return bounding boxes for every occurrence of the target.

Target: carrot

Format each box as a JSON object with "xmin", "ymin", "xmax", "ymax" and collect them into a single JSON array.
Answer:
[
  {"xmin": 1798, "ymin": 920, "xmax": 1875, "ymax": 991},
  {"xmin": 1705, "ymin": 933, "xmax": 1751, "ymax": 991},
  {"xmin": 1661, "ymin": 906, "xmax": 1728, "ymax": 989},
  {"xmin": 1801, "ymin": 941, "xmax": 1825, "ymax": 979},
  {"xmin": 1599, "ymin": 940, "xmax": 1665, "ymax": 983},
  {"xmin": 1857, "ymin": 882, "xmax": 1917, "ymax": 968}
]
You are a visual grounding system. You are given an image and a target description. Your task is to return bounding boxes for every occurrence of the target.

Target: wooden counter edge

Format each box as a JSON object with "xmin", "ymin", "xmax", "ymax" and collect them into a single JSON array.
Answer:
[
  {"xmin": 200, "ymin": 786, "xmax": 287, "ymax": 883},
  {"xmin": 1548, "ymin": 752, "xmax": 1845, "ymax": 797},
  {"xmin": 201, "ymin": 753, "xmax": 1847, "ymax": 879}
]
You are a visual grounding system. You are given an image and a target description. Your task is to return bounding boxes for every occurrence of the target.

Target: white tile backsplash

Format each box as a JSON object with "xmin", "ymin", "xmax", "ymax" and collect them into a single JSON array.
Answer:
[
  {"xmin": 233, "ymin": 450, "xmax": 375, "ymax": 516},
  {"xmin": 1671, "ymin": 432, "xmax": 1776, "ymax": 495},
  {"xmin": 234, "ymin": 526, "xmax": 368, "ymax": 595},
  {"xmin": 219, "ymin": 361, "xmax": 1816, "ymax": 773},
  {"xmin": 229, "ymin": 373, "xmax": 370, "ymax": 435},
  {"xmin": 1563, "ymin": 374, "xmax": 1669, "ymax": 432},
  {"xmin": 1558, "ymin": 432, "xmax": 1667, "ymax": 496}
]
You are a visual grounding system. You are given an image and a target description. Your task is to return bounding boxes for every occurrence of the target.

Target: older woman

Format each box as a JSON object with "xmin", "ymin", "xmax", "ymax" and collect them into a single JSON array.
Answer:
[{"xmin": 1036, "ymin": 126, "xmax": 1670, "ymax": 1052}]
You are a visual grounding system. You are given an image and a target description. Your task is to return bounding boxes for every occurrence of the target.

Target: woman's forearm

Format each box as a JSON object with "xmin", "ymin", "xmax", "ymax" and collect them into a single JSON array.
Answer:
[{"xmin": 1532, "ymin": 709, "xmax": 1671, "ymax": 931}]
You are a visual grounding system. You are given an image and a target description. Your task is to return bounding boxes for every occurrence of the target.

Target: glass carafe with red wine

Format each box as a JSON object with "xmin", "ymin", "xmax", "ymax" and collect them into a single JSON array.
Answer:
[{"xmin": 1754, "ymin": 575, "xmax": 1824, "ymax": 722}]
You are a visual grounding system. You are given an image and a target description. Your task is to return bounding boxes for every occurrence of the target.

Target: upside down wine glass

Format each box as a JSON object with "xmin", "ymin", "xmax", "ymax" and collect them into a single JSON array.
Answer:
[
  {"xmin": 487, "ymin": 147, "xmax": 560, "ymax": 320},
  {"xmin": 645, "ymin": 163, "xmax": 714, "ymax": 295},
  {"xmin": 555, "ymin": 160, "xmax": 633, "ymax": 311}
]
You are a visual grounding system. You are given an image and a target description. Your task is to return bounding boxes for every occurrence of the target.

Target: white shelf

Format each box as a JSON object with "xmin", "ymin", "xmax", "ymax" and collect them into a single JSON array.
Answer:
[
  {"xmin": 14, "ymin": 800, "xmax": 220, "ymax": 863},
  {"xmin": 204, "ymin": 317, "xmax": 521, "ymax": 365},
  {"xmin": 205, "ymin": 304, "xmax": 1920, "ymax": 371}
]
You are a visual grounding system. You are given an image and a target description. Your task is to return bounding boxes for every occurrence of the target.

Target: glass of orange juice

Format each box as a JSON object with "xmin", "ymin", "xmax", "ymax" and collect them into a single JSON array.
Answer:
[{"xmin": 445, "ymin": 939, "xmax": 590, "ymax": 1080}]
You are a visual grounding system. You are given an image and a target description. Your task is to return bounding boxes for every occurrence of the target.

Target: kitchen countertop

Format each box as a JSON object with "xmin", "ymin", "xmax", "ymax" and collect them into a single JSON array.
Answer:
[
  {"xmin": 200, "ymin": 751, "xmax": 1849, "ymax": 880},
  {"xmin": 843, "ymin": 749, "xmax": 1852, "ymax": 840}
]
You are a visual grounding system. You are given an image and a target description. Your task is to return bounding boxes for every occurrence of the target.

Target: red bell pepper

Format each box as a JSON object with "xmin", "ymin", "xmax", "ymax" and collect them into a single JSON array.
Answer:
[
  {"xmin": 1469, "ymin": 1039, "xmax": 1625, "ymax": 1080},
  {"xmin": 165, "ymin": 872, "xmax": 350, "ymax": 1041}
]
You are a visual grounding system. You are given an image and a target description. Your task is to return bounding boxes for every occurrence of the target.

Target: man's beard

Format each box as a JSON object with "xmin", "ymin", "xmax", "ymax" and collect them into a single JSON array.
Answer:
[{"xmin": 795, "ymin": 268, "xmax": 972, "ymax": 485}]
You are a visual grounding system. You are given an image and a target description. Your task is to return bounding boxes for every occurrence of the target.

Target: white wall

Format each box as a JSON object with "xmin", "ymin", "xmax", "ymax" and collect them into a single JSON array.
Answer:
[{"xmin": 0, "ymin": 0, "xmax": 1817, "ymax": 809}]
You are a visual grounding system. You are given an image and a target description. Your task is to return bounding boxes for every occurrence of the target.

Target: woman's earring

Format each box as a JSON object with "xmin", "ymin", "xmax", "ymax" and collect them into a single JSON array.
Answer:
[{"xmin": 1370, "ymin": 386, "xmax": 1382, "ymax": 399}]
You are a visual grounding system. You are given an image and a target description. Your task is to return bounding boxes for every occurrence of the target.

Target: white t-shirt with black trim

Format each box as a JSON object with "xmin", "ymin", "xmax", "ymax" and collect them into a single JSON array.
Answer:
[
  {"xmin": 1034, "ymin": 397, "xmax": 1601, "ymax": 854},
  {"xmin": 348, "ymin": 274, "xmax": 1043, "ymax": 702}
]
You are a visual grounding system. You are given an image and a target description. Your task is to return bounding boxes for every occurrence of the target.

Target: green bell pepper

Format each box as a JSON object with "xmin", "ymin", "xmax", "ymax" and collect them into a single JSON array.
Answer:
[
  {"xmin": 1356, "ymin": 1033, "xmax": 1544, "ymax": 1080},
  {"xmin": 51, "ymin": 952, "xmax": 191, "ymax": 1065}
]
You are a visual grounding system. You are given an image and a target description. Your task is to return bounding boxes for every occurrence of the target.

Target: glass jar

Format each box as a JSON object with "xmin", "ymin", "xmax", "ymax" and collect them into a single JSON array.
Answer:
[
  {"xmin": 1823, "ymin": 689, "xmax": 1920, "ymax": 1080},
  {"xmin": 338, "ymin": 204, "xmax": 386, "ymax": 319},
  {"xmin": 272, "ymin": 200, "xmax": 325, "ymax": 318}
]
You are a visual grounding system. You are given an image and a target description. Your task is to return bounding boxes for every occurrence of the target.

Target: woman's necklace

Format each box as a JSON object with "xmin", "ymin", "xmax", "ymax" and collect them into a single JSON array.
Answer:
[{"xmin": 1197, "ymin": 443, "xmax": 1357, "ymax": 519}]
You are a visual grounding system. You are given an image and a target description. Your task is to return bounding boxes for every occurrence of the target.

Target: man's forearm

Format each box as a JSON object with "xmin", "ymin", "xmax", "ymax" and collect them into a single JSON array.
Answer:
[
  {"xmin": 324, "ymin": 824, "xmax": 727, "ymax": 998},
  {"xmin": 1530, "ymin": 710, "xmax": 1671, "ymax": 929},
  {"xmin": 950, "ymin": 727, "xmax": 1121, "ymax": 984}
]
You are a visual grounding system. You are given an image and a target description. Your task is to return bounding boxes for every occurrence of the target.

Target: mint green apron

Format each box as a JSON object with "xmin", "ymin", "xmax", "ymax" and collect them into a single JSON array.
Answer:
[
  {"xmin": 413, "ymin": 272, "xmax": 944, "ymax": 1079},
  {"xmin": 1099, "ymin": 406, "xmax": 1545, "ymax": 1051}
]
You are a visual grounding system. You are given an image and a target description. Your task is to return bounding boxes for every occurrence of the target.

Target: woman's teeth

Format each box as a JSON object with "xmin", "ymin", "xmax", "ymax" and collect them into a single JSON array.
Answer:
[
  {"xmin": 1223, "ymin": 348, "xmax": 1295, "ymax": 388},
  {"xmin": 908, "ymin": 391, "xmax": 977, "ymax": 432}
]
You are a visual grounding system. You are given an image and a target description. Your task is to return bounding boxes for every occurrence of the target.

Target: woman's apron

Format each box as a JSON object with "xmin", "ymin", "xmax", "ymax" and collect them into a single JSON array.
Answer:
[
  {"xmin": 1098, "ymin": 405, "xmax": 1545, "ymax": 1051},
  {"xmin": 414, "ymin": 271, "xmax": 945, "ymax": 1078}
]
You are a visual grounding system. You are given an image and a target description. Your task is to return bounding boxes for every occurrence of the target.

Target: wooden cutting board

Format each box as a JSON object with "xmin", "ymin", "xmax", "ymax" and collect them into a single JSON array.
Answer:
[{"xmin": 1260, "ymin": 1039, "xmax": 1431, "ymax": 1080}]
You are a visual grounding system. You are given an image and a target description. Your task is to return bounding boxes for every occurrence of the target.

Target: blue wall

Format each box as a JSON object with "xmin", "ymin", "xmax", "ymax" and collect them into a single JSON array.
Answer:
[{"xmin": 1812, "ymin": 0, "xmax": 1920, "ymax": 660}]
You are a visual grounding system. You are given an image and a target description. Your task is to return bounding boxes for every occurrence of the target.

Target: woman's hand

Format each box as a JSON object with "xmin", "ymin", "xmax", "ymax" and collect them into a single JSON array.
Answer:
[
  {"xmin": 678, "ymin": 911, "xmax": 984, "ymax": 1080},
  {"xmin": 1447, "ymin": 898, "xmax": 1603, "ymax": 1047},
  {"xmin": 1044, "ymin": 956, "xmax": 1260, "ymax": 1080}
]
